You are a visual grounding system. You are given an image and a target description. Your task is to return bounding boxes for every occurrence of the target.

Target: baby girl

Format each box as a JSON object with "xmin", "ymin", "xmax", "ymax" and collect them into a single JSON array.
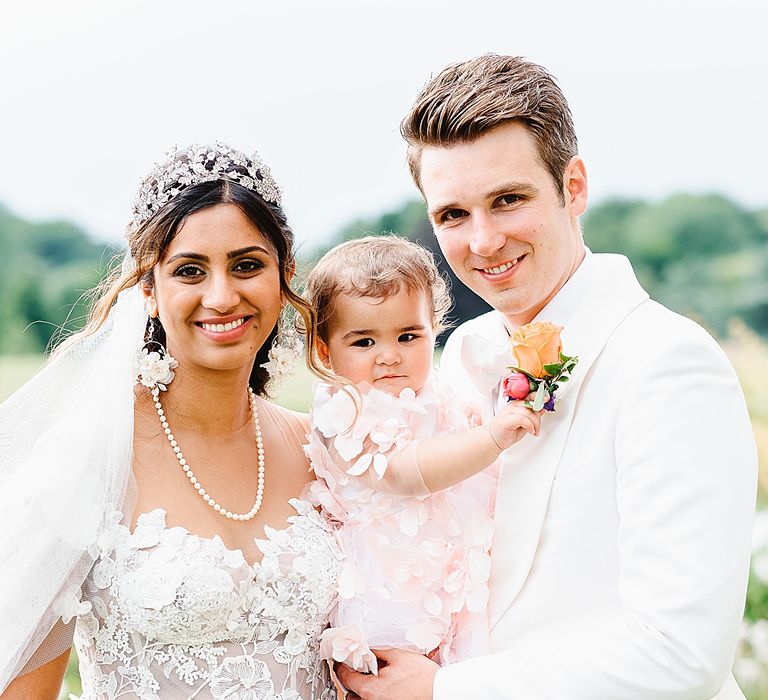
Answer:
[{"xmin": 303, "ymin": 236, "xmax": 540, "ymax": 674}]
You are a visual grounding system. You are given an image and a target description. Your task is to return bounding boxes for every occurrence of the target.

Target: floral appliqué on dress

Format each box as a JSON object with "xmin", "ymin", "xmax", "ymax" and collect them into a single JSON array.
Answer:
[
  {"xmin": 305, "ymin": 379, "xmax": 497, "ymax": 672},
  {"xmin": 71, "ymin": 499, "xmax": 342, "ymax": 700}
]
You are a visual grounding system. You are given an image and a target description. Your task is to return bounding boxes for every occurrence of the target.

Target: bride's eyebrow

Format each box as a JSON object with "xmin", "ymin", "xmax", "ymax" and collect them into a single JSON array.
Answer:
[
  {"xmin": 227, "ymin": 245, "xmax": 271, "ymax": 259},
  {"xmin": 165, "ymin": 245, "xmax": 271, "ymax": 265},
  {"xmin": 165, "ymin": 252, "xmax": 208, "ymax": 264}
]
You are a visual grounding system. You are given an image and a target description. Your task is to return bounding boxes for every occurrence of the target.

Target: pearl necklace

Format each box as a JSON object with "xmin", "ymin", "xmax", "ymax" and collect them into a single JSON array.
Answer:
[{"xmin": 152, "ymin": 385, "xmax": 266, "ymax": 521}]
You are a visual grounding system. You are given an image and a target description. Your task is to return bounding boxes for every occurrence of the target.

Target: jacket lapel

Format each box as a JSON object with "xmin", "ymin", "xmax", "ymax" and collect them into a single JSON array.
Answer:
[{"xmin": 489, "ymin": 254, "xmax": 650, "ymax": 627}]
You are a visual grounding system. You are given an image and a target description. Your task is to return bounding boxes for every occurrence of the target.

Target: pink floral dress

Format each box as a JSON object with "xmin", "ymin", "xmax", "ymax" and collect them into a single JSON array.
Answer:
[{"xmin": 304, "ymin": 378, "xmax": 497, "ymax": 673}]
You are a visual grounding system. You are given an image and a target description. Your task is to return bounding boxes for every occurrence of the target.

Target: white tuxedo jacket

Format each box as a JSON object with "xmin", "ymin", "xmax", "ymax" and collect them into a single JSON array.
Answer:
[{"xmin": 434, "ymin": 253, "xmax": 757, "ymax": 699}]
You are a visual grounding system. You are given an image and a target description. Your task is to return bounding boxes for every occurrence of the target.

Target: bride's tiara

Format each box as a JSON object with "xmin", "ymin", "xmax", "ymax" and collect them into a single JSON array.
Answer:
[{"xmin": 130, "ymin": 142, "xmax": 282, "ymax": 231}]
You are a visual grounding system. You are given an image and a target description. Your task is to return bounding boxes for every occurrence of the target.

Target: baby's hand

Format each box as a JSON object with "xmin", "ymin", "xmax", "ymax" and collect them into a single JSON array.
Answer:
[{"xmin": 488, "ymin": 401, "xmax": 542, "ymax": 451}]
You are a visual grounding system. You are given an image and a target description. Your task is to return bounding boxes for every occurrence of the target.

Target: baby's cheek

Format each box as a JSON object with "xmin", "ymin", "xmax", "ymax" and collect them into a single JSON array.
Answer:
[{"xmin": 416, "ymin": 353, "xmax": 435, "ymax": 390}]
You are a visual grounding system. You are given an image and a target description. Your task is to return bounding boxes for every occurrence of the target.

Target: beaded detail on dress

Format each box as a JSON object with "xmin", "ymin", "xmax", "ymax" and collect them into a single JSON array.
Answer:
[{"xmin": 72, "ymin": 498, "xmax": 342, "ymax": 700}]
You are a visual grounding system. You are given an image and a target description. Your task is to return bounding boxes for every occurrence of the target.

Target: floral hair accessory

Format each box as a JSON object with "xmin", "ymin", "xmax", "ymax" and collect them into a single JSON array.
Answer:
[
  {"xmin": 131, "ymin": 142, "xmax": 282, "ymax": 231},
  {"xmin": 502, "ymin": 321, "xmax": 578, "ymax": 411}
]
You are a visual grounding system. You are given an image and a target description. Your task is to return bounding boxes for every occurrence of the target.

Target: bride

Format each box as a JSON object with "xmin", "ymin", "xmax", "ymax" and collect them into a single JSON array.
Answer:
[{"xmin": 0, "ymin": 144, "xmax": 341, "ymax": 699}]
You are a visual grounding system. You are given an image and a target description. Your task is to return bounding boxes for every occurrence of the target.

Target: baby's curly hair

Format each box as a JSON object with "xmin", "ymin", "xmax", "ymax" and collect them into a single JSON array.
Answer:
[{"xmin": 305, "ymin": 235, "xmax": 452, "ymax": 345}]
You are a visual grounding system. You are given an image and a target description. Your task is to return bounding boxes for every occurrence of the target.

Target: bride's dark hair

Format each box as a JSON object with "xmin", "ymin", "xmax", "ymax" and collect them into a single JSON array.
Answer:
[{"xmin": 81, "ymin": 178, "xmax": 321, "ymax": 396}]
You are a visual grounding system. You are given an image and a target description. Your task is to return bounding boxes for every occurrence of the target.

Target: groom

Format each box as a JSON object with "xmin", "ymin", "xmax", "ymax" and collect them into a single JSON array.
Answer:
[{"xmin": 337, "ymin": 55, "xmax": 758, "ymax": 699}]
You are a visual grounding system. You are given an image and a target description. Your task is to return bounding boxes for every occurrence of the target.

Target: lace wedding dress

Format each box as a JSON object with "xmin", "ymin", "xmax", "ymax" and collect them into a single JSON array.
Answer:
[{"xmin": 72, "ymin": 499, "xmax": 342, "ymax": 700}]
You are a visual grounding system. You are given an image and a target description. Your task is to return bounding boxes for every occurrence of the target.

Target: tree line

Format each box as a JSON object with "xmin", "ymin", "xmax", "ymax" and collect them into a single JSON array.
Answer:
[
  {"xmin": 1, "ymin": 193, "xmax": 766, "ymax": 354},
  {"xmin": 0, "ymin": 205, "xmax": 119, "ymax": 353}
]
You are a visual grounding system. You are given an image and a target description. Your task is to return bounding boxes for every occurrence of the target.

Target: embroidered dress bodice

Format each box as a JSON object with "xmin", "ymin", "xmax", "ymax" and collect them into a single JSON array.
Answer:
[{"xmin": 73, "ymin": 499, "xmax": 342, "ymax": 700}]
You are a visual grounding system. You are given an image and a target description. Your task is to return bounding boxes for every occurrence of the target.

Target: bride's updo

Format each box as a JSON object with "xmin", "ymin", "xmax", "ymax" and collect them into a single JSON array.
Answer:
[{"xmin": 80, "ymin": 143, "xmax": 318, "ymax": 395}]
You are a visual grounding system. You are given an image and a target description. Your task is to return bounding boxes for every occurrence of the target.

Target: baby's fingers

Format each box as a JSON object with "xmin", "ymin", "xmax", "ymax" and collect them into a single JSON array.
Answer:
[
  {"xmin": 518, "ymin": 414, "xmax": 540, "ymax": 437},
  {"xmin": 506, "ymin": 407, "xmax": 542, "ymax": 436}
]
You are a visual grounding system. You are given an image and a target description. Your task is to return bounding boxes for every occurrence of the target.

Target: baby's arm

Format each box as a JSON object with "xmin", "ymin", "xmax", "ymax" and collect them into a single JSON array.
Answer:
[
  {"xmin": 412, "ymin": 401, "xmax": 540, "ymax": 492},
  {"xmin": 324, "ymin": 394, "xmax": 540, "ymax": 498}
]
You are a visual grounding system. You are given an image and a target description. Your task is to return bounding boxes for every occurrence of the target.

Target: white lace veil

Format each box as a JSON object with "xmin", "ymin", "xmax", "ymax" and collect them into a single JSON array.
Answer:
[{"xmin": 0, "ymin": 262, "xmax": 145, "ymax": 690}]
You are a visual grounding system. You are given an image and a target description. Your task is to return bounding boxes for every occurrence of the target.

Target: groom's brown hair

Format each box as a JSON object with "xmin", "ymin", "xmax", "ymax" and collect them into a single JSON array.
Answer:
[{"xmin": 401, "ymin": 54, "xmax": 578, "ymax": 205}]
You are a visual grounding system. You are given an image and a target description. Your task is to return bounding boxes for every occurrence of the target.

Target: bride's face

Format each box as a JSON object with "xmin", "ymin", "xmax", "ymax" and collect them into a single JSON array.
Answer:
[{"xmin": 145, "ymin": 203, "xmax": 283, "ymax": 377}]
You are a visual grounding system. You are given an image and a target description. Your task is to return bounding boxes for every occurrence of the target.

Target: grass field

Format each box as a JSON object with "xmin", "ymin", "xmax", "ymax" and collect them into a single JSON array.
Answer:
[{"xmin": 0, "ymin": 355, "xmax": 47, "ymax": 402}]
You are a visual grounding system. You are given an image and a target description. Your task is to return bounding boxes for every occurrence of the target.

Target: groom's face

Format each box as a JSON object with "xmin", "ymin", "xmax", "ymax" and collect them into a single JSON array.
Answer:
[{"xmin": 419, "ymin": 121, "xmax": 587, "ymax": 328}]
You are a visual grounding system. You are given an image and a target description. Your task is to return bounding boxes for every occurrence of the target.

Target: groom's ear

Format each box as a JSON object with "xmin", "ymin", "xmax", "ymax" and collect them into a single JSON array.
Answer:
[
  {"xmin": 315, "ymin": 339, "xmax": 332, "ymax": 369},
  {"xmin": 563, "ymin": 156, "xmax": 588, "ymax": 218}
]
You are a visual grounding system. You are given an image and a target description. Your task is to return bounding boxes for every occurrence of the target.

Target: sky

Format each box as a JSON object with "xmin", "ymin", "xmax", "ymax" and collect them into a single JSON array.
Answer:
[{"xmin": 1, "ymin": 0, "xmax": 766, "ymax": 252}]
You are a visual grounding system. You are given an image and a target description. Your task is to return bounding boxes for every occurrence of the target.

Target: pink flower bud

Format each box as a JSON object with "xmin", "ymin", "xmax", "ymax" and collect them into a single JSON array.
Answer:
[{"xmin": 502, "ymin": 372, "xmax": 531, "ymax": 401}]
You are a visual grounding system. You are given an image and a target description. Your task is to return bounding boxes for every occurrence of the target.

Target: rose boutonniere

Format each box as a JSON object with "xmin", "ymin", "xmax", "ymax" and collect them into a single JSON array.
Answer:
[{"xmin": 502, "ymin": 321, "xmax": 578, "ymax": 412}]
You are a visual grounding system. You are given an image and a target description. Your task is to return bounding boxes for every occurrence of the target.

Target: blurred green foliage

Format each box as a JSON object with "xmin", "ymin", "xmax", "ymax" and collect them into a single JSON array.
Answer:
[
  {"xmin": 582, "ymin": 194, "xmax": 768, "ymax": 335},
  {"xmin": 0, "ymin": 205, "xmax": 119, "ymax": 354}
]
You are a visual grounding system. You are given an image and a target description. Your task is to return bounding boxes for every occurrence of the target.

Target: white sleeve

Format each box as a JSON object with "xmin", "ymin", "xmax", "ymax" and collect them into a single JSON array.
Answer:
[
  {"xmin": 434, "ymin": 330, "xmax": 757, "ymax": 699},
  {"xmin": 439, "ymin": 327, "xmax": 471, "ymax": 394},
  {"xmin": 439, "ymin": 325, "xmax": 491, "ymax": 417}
]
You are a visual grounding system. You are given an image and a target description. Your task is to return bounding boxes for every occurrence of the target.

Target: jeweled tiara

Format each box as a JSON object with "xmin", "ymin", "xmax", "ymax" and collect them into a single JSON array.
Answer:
[{"xmin": 130, "ymin": 142, "xmax": 282, "ymax": 230}]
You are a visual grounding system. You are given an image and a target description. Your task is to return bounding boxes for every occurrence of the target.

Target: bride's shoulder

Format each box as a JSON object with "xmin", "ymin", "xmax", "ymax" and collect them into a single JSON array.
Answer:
[{"xmin": 257, "ymin": 398, "xmax": 310, "ymax": 439}]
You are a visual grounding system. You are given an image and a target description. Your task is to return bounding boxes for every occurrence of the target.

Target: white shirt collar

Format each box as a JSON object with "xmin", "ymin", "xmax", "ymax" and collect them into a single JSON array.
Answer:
[
  {"xmin": 530, "ymin": 247, "xmax": 595, "ymax": 328},
  {"xmin": 493, "ymin": 247, "xmax": 595, "ymax": 336}
]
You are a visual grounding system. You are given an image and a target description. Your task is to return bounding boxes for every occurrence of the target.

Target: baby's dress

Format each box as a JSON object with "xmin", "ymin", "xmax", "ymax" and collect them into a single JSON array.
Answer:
[
  {"xmin": 69, "ymin": 499, "xmax": 342, "ymax": 700},
  {"xmin": 304, "ymin": 378, "xmax": 497, "ymax": 672}
]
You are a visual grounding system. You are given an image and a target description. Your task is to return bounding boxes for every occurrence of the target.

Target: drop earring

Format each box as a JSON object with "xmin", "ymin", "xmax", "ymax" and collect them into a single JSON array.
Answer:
[
  {"xmin": 133, "ymin": 315, "xmax": 178, "ymax": 391},
  {"xmin": 260, "ymin": 306, "xmax": 303, "ymax": 390}
]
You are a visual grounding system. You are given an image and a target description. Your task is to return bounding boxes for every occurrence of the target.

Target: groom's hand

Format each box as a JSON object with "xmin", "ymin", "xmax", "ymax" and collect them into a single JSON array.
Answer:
[{"xmin": 336, "ymin": 648, "xmax": 438, "ymax": 700}]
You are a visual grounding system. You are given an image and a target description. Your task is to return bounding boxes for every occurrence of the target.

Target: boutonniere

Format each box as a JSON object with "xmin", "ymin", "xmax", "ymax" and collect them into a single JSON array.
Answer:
[{"xmin": 501, "ymin": 321, "xmax": 578, "ymax": 412}]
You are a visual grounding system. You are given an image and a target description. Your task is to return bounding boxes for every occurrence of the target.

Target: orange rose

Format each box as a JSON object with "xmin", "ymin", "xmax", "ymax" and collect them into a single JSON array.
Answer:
[{"xmin": 510, "ymin": 321, "xmax": 563, "ymax": 378}]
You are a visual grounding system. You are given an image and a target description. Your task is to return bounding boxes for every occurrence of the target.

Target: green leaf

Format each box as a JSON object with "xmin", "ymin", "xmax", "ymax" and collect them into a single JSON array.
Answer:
[
  {"xmin": 559, "ymin": 376, "xmax": 569, "ymax": 382},
  {"xmin": 543, "ymin": 363, "xmax": 562, "ymax": 375},
  {"xmin": 532, "ymin": 382, "xmax": 547, "ymax": 411}
]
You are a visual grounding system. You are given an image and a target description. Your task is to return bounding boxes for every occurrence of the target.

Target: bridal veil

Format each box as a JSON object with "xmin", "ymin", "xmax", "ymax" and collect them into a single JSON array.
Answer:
[{"xmin": 0, "ymin": 267, "xmax": 144, "ymax": 690}]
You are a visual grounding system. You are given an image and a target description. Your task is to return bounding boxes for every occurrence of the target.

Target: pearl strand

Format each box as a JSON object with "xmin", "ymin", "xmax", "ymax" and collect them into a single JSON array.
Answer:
[{"xmin": 153, "ymin": 386, "xmax": 266, "ymax": 521}]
